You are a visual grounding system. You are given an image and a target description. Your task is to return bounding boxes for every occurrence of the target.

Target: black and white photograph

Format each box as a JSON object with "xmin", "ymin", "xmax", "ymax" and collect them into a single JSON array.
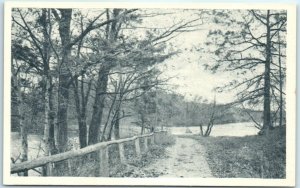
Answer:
[{"xmin": 3, "ymin": 2, "xmax": 296, "ymax": 186}]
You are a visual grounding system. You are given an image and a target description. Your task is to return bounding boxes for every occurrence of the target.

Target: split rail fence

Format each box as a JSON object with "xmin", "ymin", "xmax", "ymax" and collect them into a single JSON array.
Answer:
[{"xmin": 11, "ymin": 131, "xmax": 167, "ymax": 177}]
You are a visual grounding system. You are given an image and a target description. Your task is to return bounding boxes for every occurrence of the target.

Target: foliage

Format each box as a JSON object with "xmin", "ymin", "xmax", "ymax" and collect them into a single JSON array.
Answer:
[
  {"xmin": 11, "ymin": 7, "xmax": 200, "ymax": 153},
  {"xmin": 204, "ymin": 10, "xmax": 287, "ymax": 130}
]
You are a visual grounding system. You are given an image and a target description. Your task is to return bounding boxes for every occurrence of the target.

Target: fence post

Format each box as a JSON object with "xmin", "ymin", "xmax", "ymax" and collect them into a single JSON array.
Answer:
[
  {"xmin": 154, "ymin": 132, "xmax": 158, "ymax": 144},
  {"xmin": 143, "ymin": 137, "xmax": 148, "ymax": 152},
  {"xmin": 134, "ymin": 138, "xmax": 141, "ymax": 159},
  {"xmin": 118, "ymin": 142, "xmax": 126, "ymax": 163},
  {"xmin": 67, "ymin": 159, "xmax": 72, "ymax": 175},
  {"xmin": 150, "ymin": 134, "xmax": 155, "ymax": 145},
  {"xmin": 42, "ymin": 162, "xmax": 53, "ymax": 176},
  {"xmin": 46, "ymin": 162, "xmax": 53, "ymax": 176},
  {"xmin": 98, "ymin": 146, "xmax": 109, "ymax": 177}
]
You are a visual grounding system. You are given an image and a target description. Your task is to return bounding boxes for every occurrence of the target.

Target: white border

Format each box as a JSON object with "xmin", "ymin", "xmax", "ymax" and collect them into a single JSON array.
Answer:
[{"xmin": 3, "ymin": 2, "xmax": 297, "ymax": 186}]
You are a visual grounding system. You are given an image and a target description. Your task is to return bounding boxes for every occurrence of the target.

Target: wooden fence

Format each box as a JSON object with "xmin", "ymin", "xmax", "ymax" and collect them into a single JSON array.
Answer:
[{"xmin": 11, "ymin": 131, "xmax": 167, "ymax": 177}]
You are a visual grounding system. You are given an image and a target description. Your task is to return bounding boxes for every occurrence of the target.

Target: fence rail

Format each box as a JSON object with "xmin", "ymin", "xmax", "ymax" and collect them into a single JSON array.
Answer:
[{"xmin": 11, "ymin": 131, "xmax": 167, "ymax": 176}]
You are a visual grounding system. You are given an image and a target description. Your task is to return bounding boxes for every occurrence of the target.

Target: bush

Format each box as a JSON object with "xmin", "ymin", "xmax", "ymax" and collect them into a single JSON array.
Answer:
[
  {"xmin": 156, "ymin": 132, "xmax": 176, "ymax": 146},
  {"xmin": 113, "ymin": 144, "xmax": 168, "ymax": 177}
]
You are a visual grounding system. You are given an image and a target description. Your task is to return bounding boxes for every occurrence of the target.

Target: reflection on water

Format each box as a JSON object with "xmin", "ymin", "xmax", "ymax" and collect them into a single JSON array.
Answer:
[{"xmin": 168, "ymin": 122, "xmax": 259, "ymax": 137}]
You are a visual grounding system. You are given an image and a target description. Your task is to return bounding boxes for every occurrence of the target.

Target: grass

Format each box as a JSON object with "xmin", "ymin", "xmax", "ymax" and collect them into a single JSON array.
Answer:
[
  {"xmin": 188, "ymin": 126, "xmax": 286, "ymax": 179},
  {"xmin": 113, "ymin": 144, "xmax": 168, "ymax": 177}
]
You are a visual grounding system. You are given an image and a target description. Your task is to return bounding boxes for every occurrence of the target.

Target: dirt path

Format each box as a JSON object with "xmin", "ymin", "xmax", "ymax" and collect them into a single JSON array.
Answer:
[{"xmin": 144, "ymin": 136, "xmax": 213, "ymax": 178}]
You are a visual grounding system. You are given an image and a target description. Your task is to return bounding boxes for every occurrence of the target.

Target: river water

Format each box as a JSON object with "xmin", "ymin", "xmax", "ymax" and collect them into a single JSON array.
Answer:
[{"xmin": 166, "ymin": 122, "xmax": 259, "ymax": 137}]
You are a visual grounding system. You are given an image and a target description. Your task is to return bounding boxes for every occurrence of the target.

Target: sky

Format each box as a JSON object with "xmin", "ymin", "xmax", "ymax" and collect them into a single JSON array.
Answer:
[
  {"xmin": 133, "ymin": 9, "xmax": 239, "ymax": 104},
  {"xmin": 162, "ymin": 30, "xmax": 239, "ymax": 104}
]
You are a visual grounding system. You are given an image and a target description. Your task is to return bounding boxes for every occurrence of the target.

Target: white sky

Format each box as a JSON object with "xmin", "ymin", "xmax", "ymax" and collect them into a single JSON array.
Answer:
[
  {"xmin": 133, "ymin": 9, "xmax": 239, "ymax": 104},
  {"xmin": 160, "ymin": 31, "xmax": 238, "ymax": 104}
]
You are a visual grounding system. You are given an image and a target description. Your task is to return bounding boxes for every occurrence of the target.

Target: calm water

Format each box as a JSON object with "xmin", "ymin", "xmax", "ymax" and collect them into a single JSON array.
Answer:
[{"xmin": 167, "ymin": 122, "xmax": 259, "ymax": 137}]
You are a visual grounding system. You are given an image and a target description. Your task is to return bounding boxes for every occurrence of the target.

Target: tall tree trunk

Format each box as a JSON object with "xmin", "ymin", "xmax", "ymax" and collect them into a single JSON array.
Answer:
[
  {"xmin": 278, "ymin": 31, "xmax": 283, "ymax": 127},
  {"xmin": 108, "ymin": 97, "xmax": 122, "ymax": 141},
  {"xmin": 262, "ymin": 10, "xmax": 272, "ymax": 133},
  {"xmin": 80, "ymin": 75, "xmax": 89, "ymax": 147},
  {"xmin": 79, "ymin": 118, "xmax": 87, "ymax": 147},
  {"xmin": 56, "ymin": 46, "xmax": 71, "ymax": 153},
  {"xmin": 114, "ymin": 109, "xmax": 120, "ymax": 139},
  {"xmin": 40, "ymin": 10, "xmax": 56, "ymax": 176},
  {"xmin": 88, "ymin": 66, "xmax": 109, "ymax": 145},
  {"xmin": 41, "ymin": 8, "xmax": 51, "ymax": 157},
  {"xmin": 204, "ymin": 95, "xmax": 216, "ymax": 137},
  {"xmin": 73, "ymin": 77, "xmax": 88, "ymax": 148},
  {"xmin": 113, "ymin": 69, "xmax": 123, "ymax": 139},
  {"xmin": 42, "ymin": 77, "xmax": 50, "ymax": 176},
  {"xmin": 41, "ymin": 76, "xmax": 57, "ymax": 174},
  {"xmin": 48, "ymin": 78, "xmax": 56, "ymax": 154},
  {"xmin": 140, "ymin": 112, "xmax": 145, "ymax": 135},
  {"xmin": 56, "ymin": 9, "xmax": 72, "ymax": 152},
  {"xmin": 13, "ymin": 75, "xmax": 28, "ymax": 176},
  {"xmin": 19, "ymin": 115, "xmax": 28, "ymax": 176},
  {"xmin": 139, "ymin": 92, "xmax": 148, "ymax": 134},
  {"xmin": 88, "ymin": 9, "xmax": 122, "ymax": 144},
  {"xmin": 199, "ymin": 123, "xmax": 204, "ymax": 136},
  {"xmin": 11, "ymin": 80, "xmax": 20, "ymax": 132},
  {"xmin": 101, "ymin": 89, "xmax": 118, "ymax": 142}
]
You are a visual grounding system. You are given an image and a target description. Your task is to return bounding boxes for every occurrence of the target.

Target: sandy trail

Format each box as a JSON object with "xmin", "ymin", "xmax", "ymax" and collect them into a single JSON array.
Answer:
[{"xmin": 145, "ymin": 136, "xmax": 213, "ymax": 178}]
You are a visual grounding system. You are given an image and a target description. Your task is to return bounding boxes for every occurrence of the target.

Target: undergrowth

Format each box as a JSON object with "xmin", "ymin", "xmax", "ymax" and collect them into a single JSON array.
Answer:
[
  {"xmin": 191, "ymin": 126, "xmax": 286, "ymax": 178},
  {"xmin": 113, "ymin": 133, "xmax": 176, "ymax": 177},
  {"xmin": 54, "ymin": 133, "xmax": 176, "ymax": 177}
]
